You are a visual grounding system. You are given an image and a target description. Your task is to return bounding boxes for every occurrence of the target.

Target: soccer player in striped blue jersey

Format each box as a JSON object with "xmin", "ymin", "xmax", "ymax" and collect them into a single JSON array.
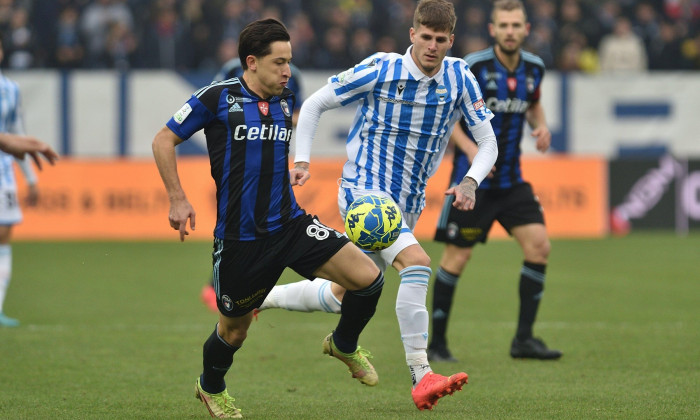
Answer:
[
  {"xmin": 256, "ymin": 0, "xmax": 498, "ymax": 410},
  {"xmin": 0, "ymin": 40, "xmax": 45, "ymax": 328},
  {"xmin": 430, "ymin": 0, "xmax": 562, "ymax": 362},
  {"xmin": 153, "ymin": 19, "xmax": 385, "ymax": 417},
  {"xmin": 200, "ymin": 57, "xmax": 306, "ymax": 312}
]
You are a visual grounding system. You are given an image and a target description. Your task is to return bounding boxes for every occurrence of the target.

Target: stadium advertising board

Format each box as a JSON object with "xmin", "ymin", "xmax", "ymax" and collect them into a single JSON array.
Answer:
[
  {"xmin": 609, "ymin": 156, "xmax": 700, "ymax": 235},
  {"xmin": 14, "ymin": 156, "xmax": 606, "ymax": 240}
]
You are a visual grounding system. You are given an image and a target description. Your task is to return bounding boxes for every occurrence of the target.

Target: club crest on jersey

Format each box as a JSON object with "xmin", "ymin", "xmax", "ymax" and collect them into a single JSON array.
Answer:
[
  {"xmin": 258, "ymin": 101, "xmax": 269, "ymax": 116},
  {"xmin": 221, "ymin": 295, "xmax": 233, "ymax": 311},
  {"xmin": 437, "ymin": 84, "xmax": 447, "ymax": 102},
  {"xmin": 446, "ymin": 222, "xmax": 459, "ymax": 240},
  {"xmin": 280, "ymin": 99, "xmax": 290, "ymax": 117},
  {"xmin": 526, "ymin": 76, "xmax": 535, "ymax": 93},
  {"xmin": 507, "ymin": 77, "xmax": 517, "ymax": 91}
]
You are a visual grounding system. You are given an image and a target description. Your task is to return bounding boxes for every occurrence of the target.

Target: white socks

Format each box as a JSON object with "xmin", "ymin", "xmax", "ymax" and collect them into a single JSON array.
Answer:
[
  {"xmin": 396, "ymin": 265, "xmax": 432, "ymax": 384},
  {"xmin": 259, "ymin": 279, "xmax": 341, "ymax": 313},
  {"xmin": 0, "ymin": 245, "xmax": 11, "ymax": 313}
]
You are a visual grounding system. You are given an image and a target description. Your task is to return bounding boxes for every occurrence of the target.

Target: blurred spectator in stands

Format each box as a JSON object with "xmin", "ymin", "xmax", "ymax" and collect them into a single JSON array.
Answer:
[
  {"xmin": 215, "ymin": 37, "xmax": 237, "ymax": 70},
  {"xmin": 649, "ymin": 20, "xmax": 690, "ymax": 69},
  {"xmin": 4, "ymin": 6, "xmax": 33, "ymax": 69},
  {"xmin": 525, "ymin": 0, "xmax": 556, "ymax": 67},
  {"xmin": 456, "ymin": 34, "xmax": 488, "ymax": 58},
  {"xmin": 599, "ymin": 16, "xmax": 648, "ymax": 72},
  {"xmin": 557, "ymin": 0, "xmax": 601, "ymax": 52},
  {"xmin": 313, "ymin": 26, "xmax": 350, "ymax": 69},
  {"xmin": 597, "ymin": 0, "xmax": 623, "ymax": 36},
  {"xmin": 634, "ymin": 1, "xmax": 661, "ymax": 53},
  {"xmin": 137, "ymin": 3, "xmax": 192, "ymax": 70},
  {"xmin": 557, "ymin": 30, "xmax": 599, "ymax": 73},
  {"xmin": 452, "ymin": 4, "xmax": 489, "ymax": 58},
  {"xmin": 349, "ymin": 27, "xmax": 373, "ymax": 64},
  {"xmin": 663, "ymin": 0, "xmax": 700, "ymax": 21},
  {"xmin": 55, "ymin": 5, "xmax": 84, "ymax": 69},
  {"xmin": 220, "ymin": 0, "xmax": 247, "ymax": 41},
  {"xmin": 105, "ymin": 20, "xmax": 136, "ymax": 70},
  {"xmin": 241, "ymin": 0, "xmax": 265, "ymax": 22},
  {"xmin": 80, "ymin": 0, "xmax": 134, "ymax": 68},
  {"xmin": 681, "ymin": 29, "xmax": 700, "ymax": 68},
  {"xmin": 0, "ymin": 0, "xmax": 13, "ymax": 35},
  {"xmin": 375, "ymin": 35, "xmax": 397, "ymax": 54},
  {"xmin": 0, "ymin": 0, "xmax": 697, "ymax": 72},
  {"xmin": 345, "ymin": 0, "xmax": 372, "ymax": 28},
  {"xmin": 183, "ymin": 0, "xmax": 220, "ymax": 71},
  {"xmin": 287, "ymin": 11, "xmax": 315, "ymax": 65}
]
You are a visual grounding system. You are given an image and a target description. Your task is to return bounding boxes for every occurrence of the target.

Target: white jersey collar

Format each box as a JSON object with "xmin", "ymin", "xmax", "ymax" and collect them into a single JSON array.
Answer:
[{"xmin": 404, "ymin": 46, "xmax": 444, "ymax": 82}]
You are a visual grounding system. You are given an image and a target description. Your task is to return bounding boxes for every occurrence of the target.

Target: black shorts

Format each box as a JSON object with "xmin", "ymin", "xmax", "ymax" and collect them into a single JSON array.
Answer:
[
  {"xmin": 434, "ymin": 182, "xmax": 544, "ymax": 247},
  {"xmin": 213, "ymin": 214, "xmax": 350, "ymax": 317}
]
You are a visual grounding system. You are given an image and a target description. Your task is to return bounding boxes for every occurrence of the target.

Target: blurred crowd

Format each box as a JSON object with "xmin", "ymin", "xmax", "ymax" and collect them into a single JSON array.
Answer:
[{"xmin": 1, "ymin": 0, "xmax": 699, "ymax": 72}]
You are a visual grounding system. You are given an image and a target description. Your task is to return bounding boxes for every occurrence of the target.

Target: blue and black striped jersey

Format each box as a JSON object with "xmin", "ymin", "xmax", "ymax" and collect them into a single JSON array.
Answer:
[
  {"xmin": 166, "ymin": 77, "xmax": 304, "ymax": 240},
  {"xmin": 215, "ymin": 58, "xmax": 303, "ymax": 111},
  {"xmin": 451, "ymin": 47, "xmax": 545, "ymax": 190}
]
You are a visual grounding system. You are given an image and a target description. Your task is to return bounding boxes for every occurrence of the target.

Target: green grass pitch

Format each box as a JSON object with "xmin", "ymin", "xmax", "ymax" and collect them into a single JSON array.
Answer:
[{"xmin": 1, "ymin": 233, "xmax": 698, "ymax": 419}]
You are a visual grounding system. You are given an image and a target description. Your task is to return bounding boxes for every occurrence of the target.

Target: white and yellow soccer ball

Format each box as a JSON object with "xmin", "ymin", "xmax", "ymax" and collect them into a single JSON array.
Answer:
[{"xmin": 344, "ymin": 195, "xmax": 402, "ymax": 251}]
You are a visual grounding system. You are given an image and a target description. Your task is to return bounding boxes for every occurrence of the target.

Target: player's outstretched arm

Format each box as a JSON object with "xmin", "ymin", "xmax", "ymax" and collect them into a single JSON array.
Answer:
[
  {"xmin": 152, "ymin": 126, "xmax": 195, "ymax": 242},
  {"xmin": 0, "ymin": 134, "xmax": 58, "ymax": 170}
]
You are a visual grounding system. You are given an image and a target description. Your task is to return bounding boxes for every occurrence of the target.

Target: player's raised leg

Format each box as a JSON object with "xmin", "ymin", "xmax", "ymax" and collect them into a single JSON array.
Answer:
[
  {"xmin": 313, "ymin": 241, "xmax": 384, "ymax": 386},
  {"xmin": 258, "ymin": 278, "xmax": 342, "ymax": 313}
]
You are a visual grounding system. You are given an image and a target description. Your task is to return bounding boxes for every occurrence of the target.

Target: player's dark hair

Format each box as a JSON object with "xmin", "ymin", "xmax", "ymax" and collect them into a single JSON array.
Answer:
[
  {"xmin": 238, "ymin": 18, "xmax": 290, "ymax": 70},
  {"xmin": 413, "ymin": 0, "xmax": 457, "ymax": 34},
  {"xmin": 491, "ymin": 0, "xmax": 528, "ymax": 22}
]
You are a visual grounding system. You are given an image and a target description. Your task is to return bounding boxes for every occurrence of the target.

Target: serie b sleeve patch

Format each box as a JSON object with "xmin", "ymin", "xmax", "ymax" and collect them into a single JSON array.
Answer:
[{"xmin": 173, "ymin": 103, "xmax": 192, "ymax": 124}]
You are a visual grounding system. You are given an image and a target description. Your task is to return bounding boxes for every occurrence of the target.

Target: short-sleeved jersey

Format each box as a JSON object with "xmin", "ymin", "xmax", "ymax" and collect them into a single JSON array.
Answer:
[
  {"xmin": 166, "ymin": 78, "xmax": 304, "ymax": 240},
  {"xmin": 329, "ymin": 46, "xmax": 493, "ymax": 214},
  {"xmin": 452, "ymin": 47, "xmax": 545, "ymax": 190},
  {"xmin": 214, "ymin": 58, "xmax": 303, "ymax": 110},
  {"xmin": 0, "ymin": 72, "xmax": 24, "ymax": 190}
]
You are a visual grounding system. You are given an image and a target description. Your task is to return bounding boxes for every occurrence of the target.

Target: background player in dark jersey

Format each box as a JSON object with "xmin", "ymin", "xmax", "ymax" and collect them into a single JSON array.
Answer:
[
  {"xmin": 200, "ymin": 56, "xmax": 304, "ymax": 312},
  {"xmin": 429, "ymin": 0, "xmax": 562, "ymax": 362},
  {"xmin": 152, "ymin": 19, "xmax": 384, "ymax": 418}
]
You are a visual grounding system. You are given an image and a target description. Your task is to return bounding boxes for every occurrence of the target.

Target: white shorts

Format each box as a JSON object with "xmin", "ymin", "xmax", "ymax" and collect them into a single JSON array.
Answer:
[
  {"xmin": 338, "ymin": 187, "xmax": 420, "ymax": 270},
  {"xmin": 0, "ymin": 185, "xmax": 22, "ymax": 225}
]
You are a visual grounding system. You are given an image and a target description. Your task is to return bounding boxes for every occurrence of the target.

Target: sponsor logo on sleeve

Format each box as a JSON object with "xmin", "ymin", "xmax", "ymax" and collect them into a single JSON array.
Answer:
[{"xmin": 173, "ymin": 103, "xmax": 192, "ymax": 124}]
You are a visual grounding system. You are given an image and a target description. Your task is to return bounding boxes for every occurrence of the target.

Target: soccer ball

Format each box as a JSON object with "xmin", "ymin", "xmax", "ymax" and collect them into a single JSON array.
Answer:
[{"xmin": 344, "ymin": 195, "xmax": 402, "ymax": 251}]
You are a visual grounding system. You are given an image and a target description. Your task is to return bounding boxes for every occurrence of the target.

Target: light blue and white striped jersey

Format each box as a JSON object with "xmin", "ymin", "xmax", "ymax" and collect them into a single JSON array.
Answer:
[
  {"xmin": 329, "ymin": 47, "xmax": 493, "ymax": 214},
  {"xmin": 0, "ymin": 71, "xmax": 25, "ymax": 189}
]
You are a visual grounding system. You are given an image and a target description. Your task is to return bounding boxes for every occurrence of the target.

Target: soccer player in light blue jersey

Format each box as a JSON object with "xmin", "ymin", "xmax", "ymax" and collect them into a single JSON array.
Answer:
[
  {"xmin": 0, "ymin": 40, "xmax": 48, "ymax": 328},
  {"xmin": 257, "ymin": 0, "xmax": 498, "ymax": 410}
]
